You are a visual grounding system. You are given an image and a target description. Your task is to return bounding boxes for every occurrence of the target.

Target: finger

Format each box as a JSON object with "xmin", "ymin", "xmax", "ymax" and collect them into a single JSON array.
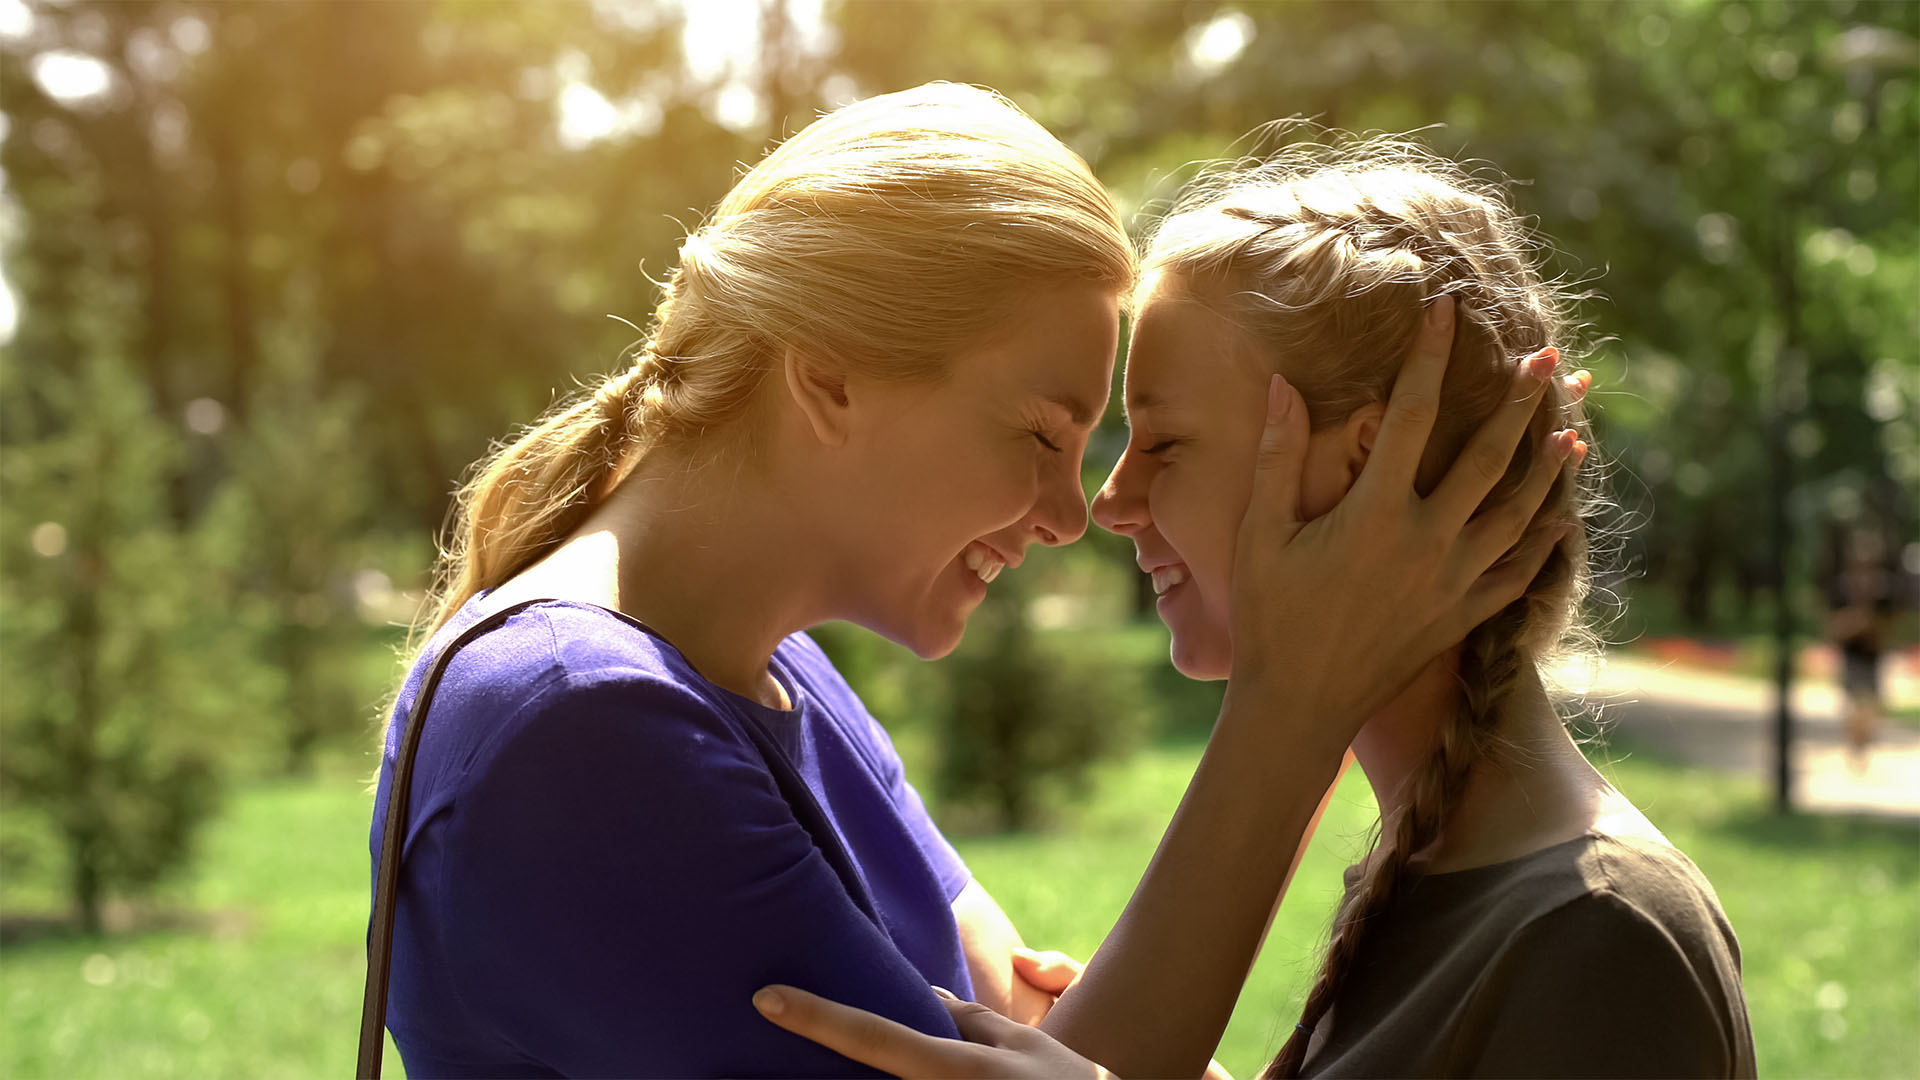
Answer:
[
  {"xmin": 1456, "ymin": 428, "xmax": 1579, "ymax": 571},
  {"xmin": 754, "ymin": 985, "xmax": 977, "ymax": 1079},
  {"xmin": 1446, "ymin": 520, "xmax": 1571, "ymax": 640},
  {"xmin": 1563, "ymin": 369, "xmax": 1591, "ymax": 404},
  {"xmin": 1427, "ymin": 346, "xmax": 1557, "ymax": 527},
  {"xmin": 1011, "ymin": 948, "xmax": 1083, "ymax": 994},
  {"xmin": 1359, "ymin": 294, "xmax": 1454, "ymax": 495},
  {"xmin": 1247, "ymin": 373, "xmax": 1310, "ymax": 535}
]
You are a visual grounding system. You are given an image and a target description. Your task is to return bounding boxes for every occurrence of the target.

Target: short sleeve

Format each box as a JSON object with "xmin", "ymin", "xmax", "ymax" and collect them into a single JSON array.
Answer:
[
  {"xmin": 437, "ymin": 670, "xmax": 962, "ymax": 1077},
  {"xmin": 790, "ymin": 635, "xmax": 972, "ymax": 902},
  {"xmin": 1462, "ymin": 891, "xmax": 1748, "ymax": 1078}
]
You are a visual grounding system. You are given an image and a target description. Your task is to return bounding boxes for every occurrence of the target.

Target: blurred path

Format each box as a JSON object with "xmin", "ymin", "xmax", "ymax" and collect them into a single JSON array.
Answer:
[{"xmin": 1560, "ymin": 650, "xmax": 1920, "ymax": 820}]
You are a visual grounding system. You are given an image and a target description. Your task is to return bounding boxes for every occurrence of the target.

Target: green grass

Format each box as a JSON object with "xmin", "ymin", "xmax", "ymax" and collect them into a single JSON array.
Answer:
[{"xmin": 2, "ymin": 740, "xmax": 1914, "ymax": 1079}]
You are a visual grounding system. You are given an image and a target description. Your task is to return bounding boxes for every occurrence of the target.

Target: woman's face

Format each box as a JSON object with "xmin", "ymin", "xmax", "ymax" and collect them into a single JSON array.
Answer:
[
  {"xmin": 836, "ymin": 284, "xmax": 1120, "ymax": 658},
  {"xmin": 1092, "ymin": 278, "xmax": 1361, "ymax": 680}
]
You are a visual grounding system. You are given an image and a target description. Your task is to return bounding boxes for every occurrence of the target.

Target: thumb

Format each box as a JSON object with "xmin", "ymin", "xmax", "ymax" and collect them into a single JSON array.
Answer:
[
  {"xmin": 1011, "ymin": 947, "xmax": 1083, "ymax": 994},
  {"xmin": 1251, "ymin": 374, "xmax": 1309, "ymax": 532}
]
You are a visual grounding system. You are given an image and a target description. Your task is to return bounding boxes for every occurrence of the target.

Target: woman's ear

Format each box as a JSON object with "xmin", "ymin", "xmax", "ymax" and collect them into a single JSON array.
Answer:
[{"xmin": 782, "ymin": 348, "xmax": 852, "ymax": 448}]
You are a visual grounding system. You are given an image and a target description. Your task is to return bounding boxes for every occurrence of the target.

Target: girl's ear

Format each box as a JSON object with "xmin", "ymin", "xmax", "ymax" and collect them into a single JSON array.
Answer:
[
  {"xmin": 782, "ymin": 348, "xmax": 853, "ymax": 448},
  {"xmin": 1340, "ymin": 402, "xmax": 1388, "ymax": 487}
]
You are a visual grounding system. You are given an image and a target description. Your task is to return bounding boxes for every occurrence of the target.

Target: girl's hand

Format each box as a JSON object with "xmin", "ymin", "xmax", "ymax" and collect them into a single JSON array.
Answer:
[
  {"xmin": 1229, "ymin": 296, "xmax": 1578, "ymax": 733},
  {"xmin": 753, "ymin": 983, "xmax": 1115, "ymax": 1080},
  {"xmin": 1012, "ymin": 945, "xmax": 1085, "ymax": 1001}
]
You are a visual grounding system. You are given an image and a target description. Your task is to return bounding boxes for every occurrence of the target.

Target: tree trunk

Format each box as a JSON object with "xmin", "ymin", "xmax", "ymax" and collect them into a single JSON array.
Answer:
[{"xmin": 210, "ymin": 8, "xmax": 260, "ymax": 420}]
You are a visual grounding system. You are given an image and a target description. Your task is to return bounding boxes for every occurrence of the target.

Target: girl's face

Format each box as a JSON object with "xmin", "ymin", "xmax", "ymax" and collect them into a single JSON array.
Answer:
[
  {"xmin": 835, "ymin": 284, "xmax": 1119, "ymax": 659},
  {"xmin": 1092, "ymin": 278, "xmax": 1365, "ymax": 680}
]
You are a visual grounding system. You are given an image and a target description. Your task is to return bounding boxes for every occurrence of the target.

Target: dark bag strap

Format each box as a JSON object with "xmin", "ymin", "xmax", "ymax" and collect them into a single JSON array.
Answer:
[{"xmin": 358, "ymin": 600, "xmax": 548, "ymax": 1079}]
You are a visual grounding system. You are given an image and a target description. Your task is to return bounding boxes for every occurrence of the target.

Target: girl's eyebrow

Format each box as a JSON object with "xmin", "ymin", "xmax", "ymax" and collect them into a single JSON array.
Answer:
[{"xmin": 1127, "ymin": 389, "xmax": 1175, "ymax": 413}]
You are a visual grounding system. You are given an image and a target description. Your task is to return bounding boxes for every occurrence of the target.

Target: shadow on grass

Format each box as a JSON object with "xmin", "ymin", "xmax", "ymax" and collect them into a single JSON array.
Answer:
[
  {"xmin": 0, "ymin": 903, "xmax": 251, "ymax": 949},
  {"xmin": 1594, "ymin": 731, "xmax": 1920, "ymax": 884},
  {"xmin": 1705, "ymin": 808, "xmax": 1920, "ymax": 882}
]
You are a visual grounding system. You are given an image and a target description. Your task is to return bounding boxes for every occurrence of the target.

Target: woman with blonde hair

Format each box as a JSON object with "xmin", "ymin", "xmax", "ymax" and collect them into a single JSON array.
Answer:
[
  {"xmin": 365, "ymin": 86, "xmax": 1572, "ymax": 1077},
  {"xmin": 752, "ymin": 138, "xmax": 1755, "ymax": 1078}
]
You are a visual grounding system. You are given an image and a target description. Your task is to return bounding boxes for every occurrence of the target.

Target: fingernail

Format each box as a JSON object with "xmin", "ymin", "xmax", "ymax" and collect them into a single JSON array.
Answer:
[
  {"xmin": 1551, "ymin": 429, "xmax": 1577, "ymax": 459},
  {"xmin": 931, "ymin": 985, "xmax": 958, "ymax": 1001},
  {"xmin": 1527, "ymin": 347, "xmax": 1559, "ymax": 380},
  {"xmin": 1428, "ymin": 294, "xmax": 1455, "ymax": 329},
  {"xmin": 753, "ymin": 987, "xmax": 786, "ymax": 1016},
  {"xmin": 1268, "ymin": 374, "xmax": 1292, "ymax": 421},
  {"xmin": 1573, "ymin": 439, "xmax": 1589, "ymax": 465}
]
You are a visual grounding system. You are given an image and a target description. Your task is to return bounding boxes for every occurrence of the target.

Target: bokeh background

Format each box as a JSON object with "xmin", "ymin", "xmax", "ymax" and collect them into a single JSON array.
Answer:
[{"xmin": 3, "ymin": 1, "xmax": 1917, "ymax": 1076}]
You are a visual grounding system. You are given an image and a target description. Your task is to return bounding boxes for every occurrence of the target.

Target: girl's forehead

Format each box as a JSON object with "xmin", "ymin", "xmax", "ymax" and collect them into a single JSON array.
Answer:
[{"xmin": 1123, "ymin": 294, "xmax": 1256, "ymax": 415}]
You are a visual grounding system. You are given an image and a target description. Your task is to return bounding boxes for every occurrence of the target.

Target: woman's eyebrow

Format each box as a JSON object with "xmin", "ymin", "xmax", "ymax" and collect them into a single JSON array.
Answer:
[{"xmin": 1043, "ymin": 391, "xmax": 1101, "ymax": 428}]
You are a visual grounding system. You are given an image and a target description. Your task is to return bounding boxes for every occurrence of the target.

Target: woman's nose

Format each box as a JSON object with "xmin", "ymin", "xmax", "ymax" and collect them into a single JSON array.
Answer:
[{"xmin": 1030, "ymin": 461, "xmax": 1089, "ymax": 547}]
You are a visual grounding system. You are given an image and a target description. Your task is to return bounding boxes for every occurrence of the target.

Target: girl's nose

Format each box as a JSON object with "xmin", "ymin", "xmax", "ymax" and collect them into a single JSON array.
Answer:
[{"xmin": 1092, "ymin": 455, "xmax": 1148, "ymax": 536}]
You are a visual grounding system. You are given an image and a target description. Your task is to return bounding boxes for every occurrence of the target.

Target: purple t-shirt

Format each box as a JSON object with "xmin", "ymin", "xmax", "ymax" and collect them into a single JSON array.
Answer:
[{"xmin": 370, "ymin": 597, "xmax": 974, "ymax": 1077}]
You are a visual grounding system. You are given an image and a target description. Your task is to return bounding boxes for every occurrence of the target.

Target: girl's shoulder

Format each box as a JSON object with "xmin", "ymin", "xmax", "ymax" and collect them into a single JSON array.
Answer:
[{"xmin": 1440, "ymin": 831, "xmax": 1734, "ymax": 941}]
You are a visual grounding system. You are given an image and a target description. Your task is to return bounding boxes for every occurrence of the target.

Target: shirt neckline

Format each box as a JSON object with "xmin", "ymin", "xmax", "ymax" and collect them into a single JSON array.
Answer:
[{"xmin": 466, "ymin": 590, "xmax": 804, "ymax": 718}]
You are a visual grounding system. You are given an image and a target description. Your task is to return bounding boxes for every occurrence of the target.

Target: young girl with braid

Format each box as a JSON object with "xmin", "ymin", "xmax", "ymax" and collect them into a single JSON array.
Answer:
[{"xmin": 753, "ymin": 139, "xmax": 1756, "ymax": 1078}]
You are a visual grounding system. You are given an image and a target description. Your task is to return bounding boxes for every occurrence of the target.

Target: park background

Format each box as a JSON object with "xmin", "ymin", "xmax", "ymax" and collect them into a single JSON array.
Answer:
[{"xmin": 2, "ymin": 0, "xmax": 1917, "ymax": 1076}]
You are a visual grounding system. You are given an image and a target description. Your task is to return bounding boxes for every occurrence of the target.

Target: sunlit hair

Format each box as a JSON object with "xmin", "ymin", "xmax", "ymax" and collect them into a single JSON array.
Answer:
[
  {"xmin": 1139, "ymin": 131, "xmax": 1602, "ymax": 1079},
  {"xmin": 407, "ymin": 82, "xmax": 1133, "ymax": 665}
]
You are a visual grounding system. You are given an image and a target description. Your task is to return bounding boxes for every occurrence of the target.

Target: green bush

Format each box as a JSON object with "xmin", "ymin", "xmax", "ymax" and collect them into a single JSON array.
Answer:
[{"xmin": 933, "ymin": 580, "xmax": 1152, "ymax": 832}]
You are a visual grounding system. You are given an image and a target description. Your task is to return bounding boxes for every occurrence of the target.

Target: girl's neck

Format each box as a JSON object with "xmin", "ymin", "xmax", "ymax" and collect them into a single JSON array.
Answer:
[
  {"xmin": 1348, "ymin": 650, "xmax": 1628, "ymax": 875},
  {"xmin": 491, "ymin": 446, "xmax": 827, "ymax": 709}
]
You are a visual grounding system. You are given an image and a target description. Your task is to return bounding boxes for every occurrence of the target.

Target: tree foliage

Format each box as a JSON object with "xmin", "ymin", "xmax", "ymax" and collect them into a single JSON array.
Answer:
[{"xmin": 0, "ymin": 1, "xmax": 1913, "ymax": 897}]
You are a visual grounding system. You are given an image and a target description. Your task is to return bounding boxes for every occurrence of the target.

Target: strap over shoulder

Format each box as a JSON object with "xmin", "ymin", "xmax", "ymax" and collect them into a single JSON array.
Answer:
[{"xmin": 357, "ymin": 599, "xmax": 550, "ymax": 1080}]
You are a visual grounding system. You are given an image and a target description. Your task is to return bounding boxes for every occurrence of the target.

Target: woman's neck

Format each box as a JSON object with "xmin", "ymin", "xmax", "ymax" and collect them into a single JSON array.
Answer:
[
  {"xmin": 493, "ymin": 446, "xmax": 831, "ymax": 709},
  {"xmin": 1348, "ymin": 650, "xmax": 1625, "ymax": 875}
]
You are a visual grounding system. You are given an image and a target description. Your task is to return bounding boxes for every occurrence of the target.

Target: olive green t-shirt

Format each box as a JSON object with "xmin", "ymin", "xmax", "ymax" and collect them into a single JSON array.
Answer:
[{"xmin": 1298, "ymin": 833, "xmax": 1756, "ymax": 1078}]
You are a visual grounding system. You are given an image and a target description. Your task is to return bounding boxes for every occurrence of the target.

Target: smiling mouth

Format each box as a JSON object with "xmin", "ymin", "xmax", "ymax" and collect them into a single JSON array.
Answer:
[
  {"xmin": 963, "ymin": 542, "xmax": 1006, "ymax": 584},
  {"xmin": 1150, "ymin": 564, "xmax": 1189, "ymax": 596}
]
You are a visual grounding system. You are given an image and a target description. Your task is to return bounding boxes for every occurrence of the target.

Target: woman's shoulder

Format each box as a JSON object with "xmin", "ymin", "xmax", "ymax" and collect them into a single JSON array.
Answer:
[
  {"xmin": 398, "ymin": 598, "xmax": 737, "ymax": 768},
  {"xmin": 411, "ymin": 598, "xmax": 691, "ymax": 697}
]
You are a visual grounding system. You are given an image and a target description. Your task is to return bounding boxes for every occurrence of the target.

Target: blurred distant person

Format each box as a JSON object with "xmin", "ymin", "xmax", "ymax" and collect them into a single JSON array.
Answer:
[{"xmin": 1827, "ymin": 528, "xmax": 1896, "ymax": 770}]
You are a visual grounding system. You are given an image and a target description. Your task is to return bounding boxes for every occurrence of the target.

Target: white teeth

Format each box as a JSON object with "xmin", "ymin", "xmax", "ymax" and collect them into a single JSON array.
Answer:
[
  {"xmin": 1151, "ymin": 565, "xmax": 1189, "ymax": 596},
  {"xmin": 964, "ymin": 544, "xmax": 1005, "ymax": 584}
]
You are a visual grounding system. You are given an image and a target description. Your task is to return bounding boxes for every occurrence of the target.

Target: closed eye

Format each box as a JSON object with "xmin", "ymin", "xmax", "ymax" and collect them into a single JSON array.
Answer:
[
  {"xmin": 1032, "ymin": 429, "xmax": 1063, "ymax": 453},
  {"xmin": 1141, "ymin": 439, "xmax": 1179, "ymax": 456}
]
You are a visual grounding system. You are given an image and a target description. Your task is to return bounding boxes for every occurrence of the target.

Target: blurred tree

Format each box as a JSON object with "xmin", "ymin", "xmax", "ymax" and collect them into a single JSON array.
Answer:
[
  {"xmin": 831, "ymin": 0, "xmax": 1919, "ymax": 638},
  {"xmin": 202, "ymin": 338, "xmax": 374, "ymax": 776},
  {"xmin": 934, "ymin": 577, "xmax": 1149, "ymax": 832},
  {"xmin": 0, "ymin": 321, "xmax": 224, "ymax": 935}
]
